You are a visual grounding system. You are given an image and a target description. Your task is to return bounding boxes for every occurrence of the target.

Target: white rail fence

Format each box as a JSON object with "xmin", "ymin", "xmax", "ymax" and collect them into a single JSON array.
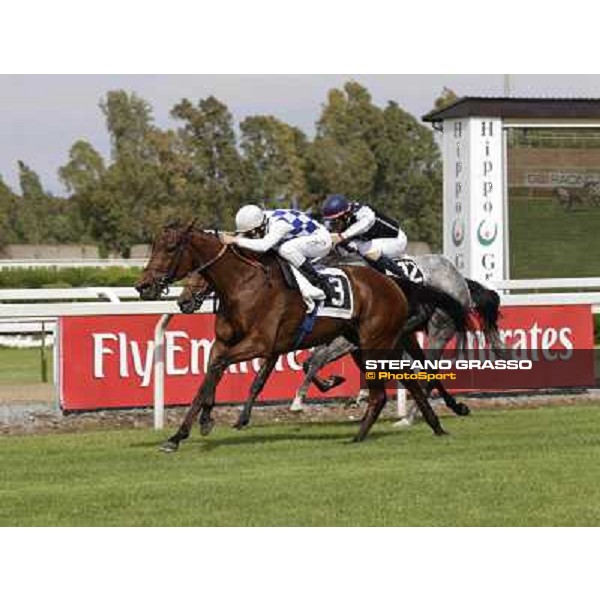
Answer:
[
  {"xmin": 0, "ymin": 259, "xmax": 147, "ymax": 270},
  {"xmin": 0, "ymin": 278, "xmax": 599, "ymax": 429}
]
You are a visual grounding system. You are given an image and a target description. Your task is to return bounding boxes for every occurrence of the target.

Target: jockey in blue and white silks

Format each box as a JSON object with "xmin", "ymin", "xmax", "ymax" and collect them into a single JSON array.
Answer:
[{"xmin": 223, "ymin": 205, "xmax": 334, "ymax": 300}]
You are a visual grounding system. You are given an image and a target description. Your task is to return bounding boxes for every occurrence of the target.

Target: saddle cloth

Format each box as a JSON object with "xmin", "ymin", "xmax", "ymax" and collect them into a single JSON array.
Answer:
[
  {"xmin": 291, "ymin": 266, "xmax": 354, "ymax": 319},
  {"xmin": 389, "ymin": 257, "xmax": 425, "ymax": 284}
]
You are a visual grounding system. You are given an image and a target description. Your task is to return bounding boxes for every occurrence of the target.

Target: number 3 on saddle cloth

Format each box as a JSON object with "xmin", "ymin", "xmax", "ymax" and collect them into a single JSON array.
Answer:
[
  {"xmin": 293, "ymin": 267, "xmax": 353, "ymax": 349},
  {"xmin": 275, "ymin": 257, "xmax": 354, "ymax": 349}
]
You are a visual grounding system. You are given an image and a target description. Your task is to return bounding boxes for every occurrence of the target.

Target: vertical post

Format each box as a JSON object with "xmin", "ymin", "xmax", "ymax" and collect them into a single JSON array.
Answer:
[
  {"xmin": 53, "ymin": 318, "xmax": 61, "ymax": 408},
  {"xmin": 502, "ymin": 125, "xmax": 511, "ymax": 281},
  {"xmin": 153, "ymin": 314, "xmax": 173, "ymax": 430},
  {"xmin": 40, "ymin": 321, "xmax": 48, "ymax": 383},
  {"xmin": 396, "ymin": 385, "xmax": 407, "ymax": 418}
]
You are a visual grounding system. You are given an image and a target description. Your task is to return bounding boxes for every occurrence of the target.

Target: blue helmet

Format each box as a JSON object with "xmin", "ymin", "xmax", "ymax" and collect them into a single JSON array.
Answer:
[{"xmin": 322, "ymin": 194, "xmax": 350, "ymax": 219}]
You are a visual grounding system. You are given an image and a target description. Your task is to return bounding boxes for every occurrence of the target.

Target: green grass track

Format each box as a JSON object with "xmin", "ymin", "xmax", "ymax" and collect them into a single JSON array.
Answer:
[{"xmin": 2, "ymin": 404, "xmax": 600, "ymax": 526}]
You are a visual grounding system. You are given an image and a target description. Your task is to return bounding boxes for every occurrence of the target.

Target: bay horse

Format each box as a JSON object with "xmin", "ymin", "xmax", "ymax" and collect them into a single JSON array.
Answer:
[{"xmin": 135, "ymin": 222, "xmax": 471, "ymax": 451}]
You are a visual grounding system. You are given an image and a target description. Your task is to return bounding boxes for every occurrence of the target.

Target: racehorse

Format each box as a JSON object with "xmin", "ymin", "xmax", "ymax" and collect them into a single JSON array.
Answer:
[
  {"xmin": 135, "ymin": 221, "xmax": 472, "ymax": 451},
  {"xmin": 175, "ymin": 256, "xmax": 501, "ymax": 427}
]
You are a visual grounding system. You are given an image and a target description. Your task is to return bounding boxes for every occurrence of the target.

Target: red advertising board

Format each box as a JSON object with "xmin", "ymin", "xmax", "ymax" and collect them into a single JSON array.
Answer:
[
  {"xmin": 59, "ymin": 313, "xmax": 359, "ymax": 411},
  {"xmin": 430, "ymin": 304, "xmax": 596, "ymax": 391},
  {"xmin": 59, "ymin": 304, "xmax": 595, "ymax": 411}
]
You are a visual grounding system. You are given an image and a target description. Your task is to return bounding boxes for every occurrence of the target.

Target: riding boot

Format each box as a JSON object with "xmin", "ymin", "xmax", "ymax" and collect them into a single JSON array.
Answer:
[
  {"xmin": 298, "ymin": 260, "xmax": 335, "ymax": 301},
  {"xmin": 366, "ymin": 255, "xmax": 409, "ymax": 280}
]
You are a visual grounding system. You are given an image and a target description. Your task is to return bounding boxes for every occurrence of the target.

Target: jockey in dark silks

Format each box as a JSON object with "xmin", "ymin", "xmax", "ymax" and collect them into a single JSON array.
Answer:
[{"xmin": 321, "ymin": 194, "xmax": 411, "ymax": 280}]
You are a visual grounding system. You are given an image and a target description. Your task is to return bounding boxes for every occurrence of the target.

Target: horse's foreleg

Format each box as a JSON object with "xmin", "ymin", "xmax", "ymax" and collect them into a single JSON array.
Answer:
[
  {"xmin": 401, "ymin": 334, "xmax": 447, "ymax": 435},
  {"xmin": 425, "ymin": 379, "xmax": 470, "ymax": 416},
  {"xmin": 198, "ymin": 362, "xmax": 227, "ymax": 436},
  {"xmin": 162, "ymin": 361, "xmax": 226, "ymax": 452},
  {"xmin": 234, "ymin": 357, "xmax": 278, "ymax": 429},
  {"xmin": 403, "ymin": 378, "xmax": 447, "ymax": 435}
]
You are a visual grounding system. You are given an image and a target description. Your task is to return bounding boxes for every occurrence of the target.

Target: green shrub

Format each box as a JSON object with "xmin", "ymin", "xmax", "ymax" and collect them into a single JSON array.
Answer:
[
  {"xmin": 0, "ymin": 267, "xmax": 143, "ymax": 288},
  {"xmin": 595, "ymin": 314, "xmax": 600, "ymax": 346}
]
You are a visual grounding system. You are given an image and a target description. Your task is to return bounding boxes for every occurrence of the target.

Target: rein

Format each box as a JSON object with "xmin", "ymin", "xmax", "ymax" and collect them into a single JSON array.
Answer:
[
  {"xmin": 196, "ymin": 244, "xmax": 228, "ymax": 274},
  {"xmin": 157, "ymin": 228, "xmax": 272, "ymax": 293},
  {"xmin": 230, "ymin": 245, "xmax": 270, "ymax": 276}
]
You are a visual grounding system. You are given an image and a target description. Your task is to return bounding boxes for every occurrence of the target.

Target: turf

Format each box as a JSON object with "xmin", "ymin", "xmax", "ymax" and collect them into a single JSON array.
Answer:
[
  {"xmin": 0, "ymin": 346, "xmax": 52, "ymax": 383},
  {"xmin": 509, "ymin": 196, "xmax": 600, "ymax": 278},
  {"xmin": 2, "ymin": 404, "xmax": 600, "ymax": 526}
]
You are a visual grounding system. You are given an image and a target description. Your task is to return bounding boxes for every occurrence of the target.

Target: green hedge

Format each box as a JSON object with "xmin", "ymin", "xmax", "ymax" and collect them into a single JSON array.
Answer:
[
  {"xmin": 595, "ymin": 314, "xmax": 600, "ymax": 345},
  {"xmin": 0, "ymin": 267, "xmax": 143, "ymax": 288}
]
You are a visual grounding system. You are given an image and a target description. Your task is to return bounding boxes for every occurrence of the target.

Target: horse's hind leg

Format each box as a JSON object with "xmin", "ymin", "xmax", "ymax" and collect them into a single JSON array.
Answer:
[
  {"xmin": 291, "ymin": 337, "xmax": 354, "ymax": 411},
  {"xmin": 425, "ymin": 323, "xmax": 470, "ymax": 417},
  {"xmin": 354, "ymin": 387, "xmax": 388, "ymax": 442},
  {"xmin": 234, "ymin": 357, "xmax": 278, "ymax": 429},
  {"xmin": 350, "ymin": 349, "xmax": 388, "ymax": 442}
]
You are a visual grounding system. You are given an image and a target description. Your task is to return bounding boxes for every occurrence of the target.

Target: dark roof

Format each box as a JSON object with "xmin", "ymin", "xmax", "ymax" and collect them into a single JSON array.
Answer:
[{"xmin": 422, "ymin": 96, "xmax": 600, "ymax": 123}]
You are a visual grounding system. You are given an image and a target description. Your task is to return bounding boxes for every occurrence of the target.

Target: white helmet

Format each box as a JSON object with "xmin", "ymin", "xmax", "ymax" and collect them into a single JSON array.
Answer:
[{"xmin": 235, "ymin": 204, "xmax": 265, "ymax": 233}]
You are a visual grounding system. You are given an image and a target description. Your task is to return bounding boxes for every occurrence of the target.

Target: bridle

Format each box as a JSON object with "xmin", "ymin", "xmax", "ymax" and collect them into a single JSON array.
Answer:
[
  {"xmin": 156, "ymin": 228, "xmax": 227, "ymax": 295},
  {"xmin": 154, "ymin": 227, "xmax": 270, "ymax": 297}
]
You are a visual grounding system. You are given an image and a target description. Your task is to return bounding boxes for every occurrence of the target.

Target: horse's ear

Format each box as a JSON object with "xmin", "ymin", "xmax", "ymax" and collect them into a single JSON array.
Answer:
[{"xmin": 185, "ymin": 218, "xmax": 198, "ymax": 232}]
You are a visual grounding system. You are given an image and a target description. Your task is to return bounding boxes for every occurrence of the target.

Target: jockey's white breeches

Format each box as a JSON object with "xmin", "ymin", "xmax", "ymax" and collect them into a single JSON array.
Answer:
[
  {"xmin": 352, "ymin": 229, "xmax": 408, "ymax": 261},
  {"xmin": 278, "ymin": 228, "xmax": 332, "ymax": 268}
]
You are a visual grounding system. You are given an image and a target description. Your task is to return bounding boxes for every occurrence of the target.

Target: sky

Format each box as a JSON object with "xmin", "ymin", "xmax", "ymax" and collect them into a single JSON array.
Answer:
[{"xmin": 4, "ymin": 74, "xmax": 600, "ymax": 194}]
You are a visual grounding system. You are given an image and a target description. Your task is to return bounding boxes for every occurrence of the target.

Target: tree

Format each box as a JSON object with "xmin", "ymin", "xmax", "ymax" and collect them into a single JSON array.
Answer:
[
  {"xmin": 240, "ymin": 115, "xmax": 307, "ymax": 206},
  {"xmin": 100, "ymin": 90, "xmax": 153, "ymax": 162},
  {"xmin": 434, "ymin": 87, "xmax": 459, "ymax": 111},
  {"xmin": 373, "ymin": 101, "xmax": 443, "ymax": 249},
  {"xmin": 309, "ymin": 81, "xmax": 384, "ymax": 199},
  {"xmin": 0, "ymin": 177, "xmax": 20, "ymax": 249},
  {"xmin": 59, "ymin": 140, "xmax": 106, "ymax": 194},
  {"xmin": 17, "ymin": 161, "xmax": 52, "ymax": 244},
  {"xmin": 171, "ymin": 96, "xmax": 244, "ymax": 227},
  {"xmin": 92, "ymin": 90, "xmax": 166, "ymax": 255}
]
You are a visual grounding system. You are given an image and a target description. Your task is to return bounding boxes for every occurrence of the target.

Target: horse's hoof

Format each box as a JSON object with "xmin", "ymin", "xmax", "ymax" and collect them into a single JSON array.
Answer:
[
  {"xmin": 393, "ymin": 418, "xmax": 414, "ymax": 428},
  {"xmin": 351, "ymin": 434, "xmax": 366, "ymax": 443},
  {"xmin": 233, "ymin": 419, "xmax": 248, "ymax": 430},
  {"xmin": 289, "ymin": 399, "xmax": 304, "ymax": 412},
  {"xmin": 456, "ymin": 403, "xmax": 471, "ymax": 416},
  {"xmin": 321, "ymin": 375, "xmax": 345, "ymax": 391},
  {"xmin": 160, "ymin": 440, "xmax": 179, "ymax": 453},
  {"xmin": 435, "ymin": 429, "xmax": 449, "ymax": 436},
  {"xmin": 200, "ymin": 419, "xmax": 215, "ymax": 436}
]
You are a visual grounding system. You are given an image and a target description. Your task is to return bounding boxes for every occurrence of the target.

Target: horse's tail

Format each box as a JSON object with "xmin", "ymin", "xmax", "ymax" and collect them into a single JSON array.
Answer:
[
  {"xmin": 394, "ymin": 277, "xmax": 474, "ymax": 349},
  {"xmin": 466, "ymin": 278, "xmax": 506, "ymax": 354}
]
